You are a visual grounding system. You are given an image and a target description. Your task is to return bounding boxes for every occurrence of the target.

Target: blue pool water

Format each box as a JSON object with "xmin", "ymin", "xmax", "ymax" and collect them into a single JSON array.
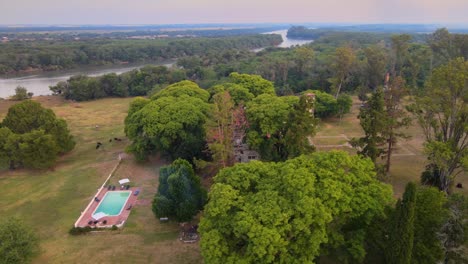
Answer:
[{"xmin": 93, "ymin": 191, "xmax": 131, "ymax": 216}]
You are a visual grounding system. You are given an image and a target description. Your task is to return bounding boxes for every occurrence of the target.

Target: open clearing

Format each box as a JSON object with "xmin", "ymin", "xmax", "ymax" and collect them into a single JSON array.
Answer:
[
  {"xmin": 0, "ymin": 95, "xmax": 465, "ymax": 263},
  {"xmin": 0, "ymin": 96, "xmax": 201, "ymax": 264},
  {"xmin": 314, "ymin": 97, "xmax": 467, "ymax": 197}
]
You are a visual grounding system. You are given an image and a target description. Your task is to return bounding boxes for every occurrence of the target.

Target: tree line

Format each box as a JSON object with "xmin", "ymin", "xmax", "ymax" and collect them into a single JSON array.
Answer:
[{"xmin": 0, "ymin": 34, "xmax": 281, "ymax": 74}]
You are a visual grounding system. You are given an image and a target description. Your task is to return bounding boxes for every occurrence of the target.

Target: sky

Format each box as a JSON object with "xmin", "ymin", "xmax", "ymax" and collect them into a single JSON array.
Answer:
[{"xmin": 1, "ymin": 0, "xmax": 468, "ymax": 25}]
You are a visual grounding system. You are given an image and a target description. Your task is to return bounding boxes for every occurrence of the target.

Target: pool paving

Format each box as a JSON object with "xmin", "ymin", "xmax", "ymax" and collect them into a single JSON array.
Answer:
[{"xmin": 76, "ymin": 187, "xmax": 139, "ymax": 228}]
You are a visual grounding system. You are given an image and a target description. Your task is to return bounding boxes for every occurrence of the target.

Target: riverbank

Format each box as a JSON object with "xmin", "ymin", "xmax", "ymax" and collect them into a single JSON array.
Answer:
[{"xmin": 0, "ymin": 60, "xmax": 175, "ymax": 98}]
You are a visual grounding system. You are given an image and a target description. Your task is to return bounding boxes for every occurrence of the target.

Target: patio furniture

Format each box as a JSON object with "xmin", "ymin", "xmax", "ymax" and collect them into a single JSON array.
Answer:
[
  {"xmin": 118, "ymin": 178, "xmax": 130, "ymax": 185},
  {"xmin": 133, "ymin": 190, "xmax": 140, "ymax": 196}
]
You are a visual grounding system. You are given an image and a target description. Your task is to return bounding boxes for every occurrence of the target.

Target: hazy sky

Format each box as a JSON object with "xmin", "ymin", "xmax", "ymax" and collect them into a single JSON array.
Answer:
[{"xmin": 1, "ymin": 0, "xmax": 468, "ymax": 25}]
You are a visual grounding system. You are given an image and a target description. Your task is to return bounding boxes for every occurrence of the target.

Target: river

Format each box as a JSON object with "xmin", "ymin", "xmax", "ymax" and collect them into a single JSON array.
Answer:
[
  {"xmin": 0, "ymin": 30, "xmax": 313, "ymax": 98},
  {"xmin": 0, "ymin": 61, "xmax": 174, "ymax": 98},
  {"xmin": 252, "ymin": 29, "xmax": 314, "ymax": 52}
]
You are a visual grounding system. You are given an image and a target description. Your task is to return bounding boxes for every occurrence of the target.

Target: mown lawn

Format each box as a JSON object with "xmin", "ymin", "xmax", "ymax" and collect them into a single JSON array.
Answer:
[
  {"xmin": 315, "ymin": 96, "xmax": 467, "ymax": 197},
  {"xmin": 0, "ymin": 96, "xmax": 202, "ymax": 264}
]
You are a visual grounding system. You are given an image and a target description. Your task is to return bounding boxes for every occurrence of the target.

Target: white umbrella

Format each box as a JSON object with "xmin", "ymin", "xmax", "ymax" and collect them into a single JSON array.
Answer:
[
  {"xmin": 92, "ymin": 212, "xmax": 108, "ymax": 220},
  {"xmin": 118, "ymin": 178, "xmax": 130, "ymax": 185}
]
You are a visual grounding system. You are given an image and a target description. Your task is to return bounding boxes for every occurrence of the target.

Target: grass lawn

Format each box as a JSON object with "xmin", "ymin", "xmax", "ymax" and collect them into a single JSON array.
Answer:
[
  {"xmin": 0, "ymin": 96, "xmax": 202, "ymax": 264},
  {"xmin": 314, "ymin": 96, "xmax": 468, "ymax": 197},
  {"xmin": 0, "ymin": 94, "xmax": 465, "ymax": 263}
]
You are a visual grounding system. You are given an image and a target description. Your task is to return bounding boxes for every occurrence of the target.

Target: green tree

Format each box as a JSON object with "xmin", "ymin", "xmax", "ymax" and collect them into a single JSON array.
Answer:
[
  {"xmin": 0, "ymin": 217, "xmax": 39, "ymax": 264},
  {"xmin": 363, "ymin": 45, "xmax": 388, "ymax": 89},
  {"xmin": 125, "ymin": 81, "xmax": 210, "ymax": 161},
  {"xmin": 199, "ymin": 151, "xmax": 392, "ymax": 263},
  {"xmin": 293, "ymin": 46, "xmax": 314, "ymax": 79},
  {"xmin": 390, "ymin": 34, "xmax": 411, "ymax": 77},
  {"xmin": 409, "ymin": 58, "xmax": 468, "ymax": 193},
  {"xmin": 329, "ymin": 46, "xmax": 356, "ymax": 98},
  {"xmin": 0, "ymin": 101, "xmax": 74, "ymax": 169},
  {"xmin": 428, "ymin": 28, "xmax": 454, "ymax": 68},
  {"xmin": 441, "ymin": 194, "xmax": 468, "ymax": 264},
  {"xmin": 12, "ymin": 86, "xmax": 32, "ymax": 101},
  {"xmin": 412, "ymin": 187, "xmax": 449, "ymax": 264},
  {"xmin": 383, "ymin": 77, "xmax": 411, "ymax": 173},
  {"xmin": 366, "ymin": 185, "xmax": 449, "ymax": 264},
  {"xmin": 386, "ymin": 182, "xmax": 416, "ymax": 264},
  {"xmin": 151, "ymin": 80, "xmax": 210, "ymax": 101},
  {"xmin": 246, "ymin": 94, "xmax": 316, "ymax": 161},
  {"xmin": 284, "ymin": 94, "xmax": 318, "ymax": 157},
  {"xmin": 152, "ymin": 159, "xmax": 207, "ymax": 222},
  {"xmin": 303, "ymin": 90, "xmax": 339, "ymax": 118},
  {"xmin": 229, "ymin": 72, "xmax": 276, "ymax": 97},
  {"xmin": 351, "ymin": 88, "xmax": 388, "ymax": 166},
  {"xmin": 336, "ymin": 94, "xmax": 353, "ymax": 120},
  {"xmin": 205, "ymin": 91, "xmax": 235, "ymax": 171}
]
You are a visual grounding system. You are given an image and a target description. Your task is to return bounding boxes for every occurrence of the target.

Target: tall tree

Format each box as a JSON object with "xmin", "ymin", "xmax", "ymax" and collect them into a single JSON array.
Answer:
[
  {"xmin": 351, "ymin": 88, "xmax": 388, "ymax": 168},
  {"xmin": 329, "ymin": 46, "xmax": 356, "ymax": 98},
  {"xmin": 199, "ymin": 151, "xmax": 392, "ymax": 263},
  {"xmin": 383, "ymin": 77, "xmax": 411, "ymax": 173},
  {"xmin": 205, "ymin": 91, "xmax": 235, "ymax": 171},
  {"xmin": 293, "ymin": 46, "xmax": 314, "ymax": 79},
  {"xmin": 409, "ymin": 58, "xmax": 468, "ymax": 193},
  {"xmin": 412, "ymin": 187, "xmax": 449, "ymax": 264},
  {"xmin": 363, "ymin": 45, "xmax": 388, "ymax": 89},
  {"xmin": 428, "ymin": 28, "xmax": 454, "ymax": 68},
  {"xmin": 390, "ymin": 34, "xmax": 411, "ymax": 77},
  {"xmin": 386, "ymin": 182, "xmax": 417, "ymax": 264},
  {"xmin": 152, "ymin": 159, "xmax": 207, "ymax": 222}
]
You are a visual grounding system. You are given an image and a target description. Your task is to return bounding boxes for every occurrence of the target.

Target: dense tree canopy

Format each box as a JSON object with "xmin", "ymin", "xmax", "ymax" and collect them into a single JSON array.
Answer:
[
  {"xmin": 152, "ymin": 159, "xmax": 207, "ymax": 222},
  {"xmin": 229, "ymin": 72, "xmax": 276, "ymax": 97},
  {"xmin": 246, "ymin": 93, "xmax": 317, "ymax": 161},
  {"xmin": 367, "ymin": 185, "xmax": 449, "ymax": 264},
  {"xmin": 199, "ymin": 151, "xmax": 393, "ymax": 263},
  {"xmin": 0, "ymin": 217, "xmax": 39, "ymax": 264},
  {"xmin": 0, "ymin": 34, "xmax": 281, "ymax": 74},
  {"xmin": 125, "ymin": 81, "xmax": 211, "ymax": 161},
  {"xmin": 0, "ymin": 100, "xmax": 75, "ymax": 169}
]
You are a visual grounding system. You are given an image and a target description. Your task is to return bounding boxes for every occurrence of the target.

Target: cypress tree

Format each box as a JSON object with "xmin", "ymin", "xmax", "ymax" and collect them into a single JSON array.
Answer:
[{"xmin": 386, "ymin": 182, "xmax": 417, "ymax": 264}]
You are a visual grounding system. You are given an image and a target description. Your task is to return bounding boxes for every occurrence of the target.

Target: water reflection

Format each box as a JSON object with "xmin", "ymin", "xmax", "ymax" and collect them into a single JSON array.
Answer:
[{"xmin": 0, "ymin": 61, "xmax": 174, "ymax": 98}]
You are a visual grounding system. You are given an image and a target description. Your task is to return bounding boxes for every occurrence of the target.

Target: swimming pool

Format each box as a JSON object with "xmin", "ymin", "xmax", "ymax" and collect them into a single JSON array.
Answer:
[{"xmin": 93, "ymin": 191, "xmax": 131, "ymax": 217}]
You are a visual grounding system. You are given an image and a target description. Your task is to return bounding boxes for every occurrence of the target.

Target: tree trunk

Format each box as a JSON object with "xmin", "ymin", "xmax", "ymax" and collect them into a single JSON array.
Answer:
[
  {"xmin": 386, "ymin": 134, "xmax": 393, "ymax": 174},
  {"xmin": 9, "ymin": 160, "xmax": 15, "ymax": 170},
  {"xmin": 335, "ymin": 78, "xmax": 344, "ymax": 99},
  {"xmin": 439, "ymin": 170, "xmax": 450, "ymax": 194}
]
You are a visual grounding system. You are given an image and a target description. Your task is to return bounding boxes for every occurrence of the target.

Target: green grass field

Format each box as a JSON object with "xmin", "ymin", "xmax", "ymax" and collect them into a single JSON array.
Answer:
[
  {"xmin": 0, "ymin": 96, "xmax": 201, "ymax": 264},
  {"xmin": 0, "ymin": 95, "xmax": 465, "ymax": 263}
]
